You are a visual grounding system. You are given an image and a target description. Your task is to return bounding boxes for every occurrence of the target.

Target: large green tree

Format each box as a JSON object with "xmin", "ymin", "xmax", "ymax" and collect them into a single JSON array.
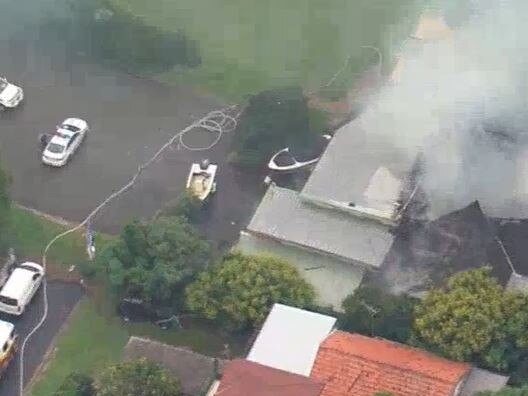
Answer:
[
  {"xmin": 185, "ymin": 252, "xmax": 315, "ymax": 330},
  {"xmin": 97, "ymin": 359, "xmax": 181, "ymax": 396},
  {"xmin": 230, "ymin": 86, "xmax": 318, "ymax": 165},
  {"xmin": 97, "ymin": 216, "xmax": 210, "ymax": 308},
  {"xmin": 54, "ymin": 373, "xmax": 95, "ymax": 396},
  {"xmin": 340, "ymin": 285, "xmax": 416, "ymax": 343},
  {"xmin": 413, "ymin": 268, "xmax": 528, "ymax": 375}
]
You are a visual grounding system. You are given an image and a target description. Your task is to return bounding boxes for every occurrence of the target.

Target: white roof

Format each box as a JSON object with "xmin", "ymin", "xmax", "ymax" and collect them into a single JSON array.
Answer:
[
  {"xmin": 0, "ymin": 267, "xmax": 35, "ymax": 301},
  {"xmin": 49, "ymin": 135, "xmax": 69, "ymax": 146},
  {"xmin": 0, "ymin": 320, "xmax": 14, "ymax": 344},
  {"xmin": 247, "ymin": 303, "xmax": 336, "ymax": 376}
]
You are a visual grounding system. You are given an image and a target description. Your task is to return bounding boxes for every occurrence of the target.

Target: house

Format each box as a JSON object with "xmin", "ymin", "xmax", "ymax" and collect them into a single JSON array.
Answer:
[
  {"xmin": 236, "ymin": 12, "xmax": 457, "ymax": 309},
  {"xmin": 310, "ymin": 331, "xmax": 509, "ymax": 396},
  {"xmin": 211, "ymin": 359, "xmax": 324, "ymax": 396},
  {"xmin": 123, "ymin": 337, "xmax": 222, "ymax": 396},
  {"xmin": 247, "ymin": 303, "xmax": 336, "ymax": 376}
]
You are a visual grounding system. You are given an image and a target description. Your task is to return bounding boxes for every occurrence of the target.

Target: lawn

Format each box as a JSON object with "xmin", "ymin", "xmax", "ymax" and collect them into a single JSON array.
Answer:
[
  {"xmin": 12, "ymin": 206, "xmax": 246, "ymax": 395},
  {"xmin": 111, "ymin": 0, "xmax": 425, "ymax": 100}
]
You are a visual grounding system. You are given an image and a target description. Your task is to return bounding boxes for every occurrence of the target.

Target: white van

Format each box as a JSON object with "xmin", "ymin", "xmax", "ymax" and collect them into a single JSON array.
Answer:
[
  {"xmin": 0, "ymin": 262, "xmax": 44, "ymax": 315},
  {"xmin": 0, "ymin": 320, "xmax": 17, "ymax": 373}
]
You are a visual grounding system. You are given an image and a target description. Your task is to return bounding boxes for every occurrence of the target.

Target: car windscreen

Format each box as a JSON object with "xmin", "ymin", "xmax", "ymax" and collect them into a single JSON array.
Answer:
[
  {"xmin": 61, "ymin": 124, "xmax": 80, "ymax": 132},
  {"xmin": 0, "ymin": 296, "xmax": 17, "ymax": 306},
  {"xmin": 18, "ymin": 264, "xmax": 39, "ymax": 272},
  {"xmin": 46, "ymin": 143, "xmax": 66, "ymax": 154}
]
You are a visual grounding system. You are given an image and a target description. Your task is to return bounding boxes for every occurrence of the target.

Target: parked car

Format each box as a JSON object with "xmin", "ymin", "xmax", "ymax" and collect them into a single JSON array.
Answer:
[
  {"xmin": 0, "ymin": 262, "xmax": 44, "ymax": 315},
  {"xmin": 42, "ymin": 118, "xmax": 89, "ymax": 167},
  {"xmin": 0, "ymin": 76, "xmax": 23, "ymax": 109},
  {"xmin": 0, "ymin": 320, "xmax": 17, "ymax": 374}
]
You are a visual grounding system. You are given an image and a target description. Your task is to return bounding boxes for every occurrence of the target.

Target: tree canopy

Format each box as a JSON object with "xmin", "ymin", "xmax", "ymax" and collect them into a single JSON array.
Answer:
[
  {"xmin": 229, "ymin": 86, "xmax": 318, "ymax": 165},
  {"xmin": 97, "ymin": 359, "xmax": 181, "ymax": 396},
  {"xmin": 185, "ymin": 252, "xmax": 315, "ymax": 330},
  {"xmin": 413, "ymin": 268, "xmax": 528, "ymax": 376},
  {"xmin": 97, "ymin": 216, "xmax": 210, "ymax": 308},
  {"xmin": 340, "ymin": 285, "xmax": 417, "ymax": 343}
]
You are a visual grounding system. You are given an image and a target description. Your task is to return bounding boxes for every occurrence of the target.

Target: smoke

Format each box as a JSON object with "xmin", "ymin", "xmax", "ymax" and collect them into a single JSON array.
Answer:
[{"xmin": 363, "ymin": 0, "xmax": 528, "ymax": 219}]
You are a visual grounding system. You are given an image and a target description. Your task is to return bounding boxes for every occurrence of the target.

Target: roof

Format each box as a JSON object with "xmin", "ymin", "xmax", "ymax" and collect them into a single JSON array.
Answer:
[
  {"xmin": 247, "ymin": 185, "xmax": 394, "ymax": 268},
  {"xmin": 0, "ymin": 320, "xmax": 14, "ymax": 344},
  {"xmin": 48, "ymin": 135, "xmax": 69, "ymax": 146},
  {"xmin": 0, "ymin": 267, "xmax": 35, "ymax": 301},
  {"xmin": 412, "ymin": 11, "xmax": 453, "ymax": 41},
  {"xmin": 237, "ymin": 232, "xmax": 365, "ymax": 310},
  {"xmin": 247, "ymin": 303, "xmax": 336, "ymax": 376},
  {"xmin": 459, "ymin": 368, "xmax": 509, "ymax": 396},
  {"xmin": 310, "ymin": 331, "xmax": 471, "ymax": 396},
  {"xmin": 300, "ymin": 116, "xmax": 412, "ymax": 218},
  {"xmin": 215, "ymin": 359, "xmax": 324, "ymax": 396},
  {"xmin": 123, "ymin": 337, "xmax": 223, "ymax": 396}
]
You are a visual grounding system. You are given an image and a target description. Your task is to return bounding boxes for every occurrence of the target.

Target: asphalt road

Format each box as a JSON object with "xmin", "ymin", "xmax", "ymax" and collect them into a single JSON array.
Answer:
[
  {"xmin": 0, "ymin": 281, "xmax": 83, "ymax": 396},
  {"xmin": 0, "ymin": 5, "xmax": 263, "ymax": 244}
]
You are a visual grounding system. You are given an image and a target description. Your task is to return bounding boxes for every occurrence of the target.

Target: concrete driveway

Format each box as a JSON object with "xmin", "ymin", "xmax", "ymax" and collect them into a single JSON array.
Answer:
[
  {"xmin": 0, "ymin": 1, "xmax": 263, "ymax": 244},
  {"xmin": 0, "ymin": 281, "xmax": 83, "ymax": 396}
]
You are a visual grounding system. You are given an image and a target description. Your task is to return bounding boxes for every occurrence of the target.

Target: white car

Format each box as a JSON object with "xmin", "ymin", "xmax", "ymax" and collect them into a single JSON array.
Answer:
[
  {"xmin": 0, "ymin": 262, "xmax": 44, "ymax": 315},
  {"xmin": 42, "ymin": 118, "xmax": 89, "ymax": 167},
  {"xmin": 0, "ymin": 76, "xmax": 23, "ymax": 109},
  {"xmin": 0, "ymin": 320, "xmax": 17, "ymax": 373}
]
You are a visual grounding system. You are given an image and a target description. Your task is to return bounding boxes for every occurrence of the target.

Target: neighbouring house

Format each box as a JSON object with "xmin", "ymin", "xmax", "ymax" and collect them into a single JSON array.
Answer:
[
  {"xmin": 211, "ymin": 304, "xmax": 508, "ymax": 396},
  {"xmin": 123, "ymin": 337, "xmax": 223, "ymax": 396},
  {"xmin": 246, "ymin": 303, "xmax": 336, "ymax": 376},
  {"xmin": 210, "ymin": 359, "xmax": 324, "ymax": 396},
  {"xmin": 310, "ymin": 331, "xmax": 509, "ymax": 396}
]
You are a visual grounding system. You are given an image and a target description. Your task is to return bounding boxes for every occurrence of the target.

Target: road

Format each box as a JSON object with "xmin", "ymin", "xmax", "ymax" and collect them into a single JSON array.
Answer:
[
  {"xmin": 0, "ymin": 1, "xmax": 263, "ymax": 245},
  {"xmin": 0, "ymin": 281, "xmax": 83, "ymax": 396}
]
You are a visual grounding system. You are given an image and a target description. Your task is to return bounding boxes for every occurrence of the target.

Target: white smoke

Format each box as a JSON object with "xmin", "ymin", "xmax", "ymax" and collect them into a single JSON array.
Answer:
[{"xmin": 364, "ymin": 0, "xmax": 528, "ymax": 219}]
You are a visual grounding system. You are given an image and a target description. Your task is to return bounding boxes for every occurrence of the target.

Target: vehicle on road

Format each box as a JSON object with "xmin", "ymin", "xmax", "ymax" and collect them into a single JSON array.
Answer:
[
  {"xmin": 0, "ymin": 77, "xmax": 23, "ymax": 110},
  {"xmin": 42, "ymin": 118, "xmax": 89, "ymax": 167},
  {"xmin": 0, "ymin": 320, "xmax": 17, "ymax": 374},
  {"xmin": 186, "ymin": 159, "xmax": 217, "ymax": 201},
  {"xmin": 0, "ymin": 262, "xmax": 44, "ymax": 315}
]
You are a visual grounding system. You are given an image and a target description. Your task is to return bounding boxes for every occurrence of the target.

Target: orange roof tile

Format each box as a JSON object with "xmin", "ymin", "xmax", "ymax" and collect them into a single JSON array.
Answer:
[{"xmin": 310, "ymin": 331, "xmax": 471, "ymax": 396}]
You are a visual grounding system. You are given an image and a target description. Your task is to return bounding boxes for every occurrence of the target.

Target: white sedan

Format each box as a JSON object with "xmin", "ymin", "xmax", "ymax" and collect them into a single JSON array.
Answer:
[
  {"xmin": 42, "ymin": 118, "xmax": 89, "ymax": 167},
  {"xmin": 0, "ymin": 76, "xmax": 23, "ymax": 109}
]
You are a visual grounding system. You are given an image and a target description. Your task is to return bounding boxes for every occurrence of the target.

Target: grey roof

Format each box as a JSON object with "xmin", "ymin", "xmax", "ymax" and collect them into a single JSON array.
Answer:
[
  {"xmin": 123, "ymin": 337, "xmax": 223, "ymax": 396},
  {"xmin": 237, "ymin": 232, "xmax": 365, "ymax": 310},
  {"xmin": 247, "ymin": 185, "xmax": 394, "ymax": 267},
  {"xmin": 301, "ymin": 116, "xmax": 413, "ymax": 212},
  {"xmin": 247, "ymin": 303, "xmax": 336, "ymax": 376},
  {"xmin": 460, "ymin": 368, "xmax": 509, "ymax": 396}
]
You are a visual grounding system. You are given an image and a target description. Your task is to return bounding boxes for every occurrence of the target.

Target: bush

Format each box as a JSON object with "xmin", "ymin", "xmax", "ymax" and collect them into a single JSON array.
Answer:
[
  {"xmin": 185, "ymin": 251, "xmax": 315, "ymax": 330},
  {"xmin": 45, "ymin": 0, "xmax": 200, "ymax": 74},
  {"xmin": 230, "ymin": 86, "xmax": 319, "ymax": 166},
  {"xmin": 54, "ymin": 372, "xmax": 95, "ymax": 396},
  {"xmin": 158, "ymin": 191, "xmax": 203, "ymax": 224}
]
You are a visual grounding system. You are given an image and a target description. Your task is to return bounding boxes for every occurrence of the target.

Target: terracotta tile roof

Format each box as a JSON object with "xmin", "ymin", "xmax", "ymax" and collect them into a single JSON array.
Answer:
[
  {"xmin": 310, "ymin": 332, "xmax": 471, "ymax": 396},
  {"xmin": 215, "ymin": 359, "xmax": 324, "ymax": 396}
]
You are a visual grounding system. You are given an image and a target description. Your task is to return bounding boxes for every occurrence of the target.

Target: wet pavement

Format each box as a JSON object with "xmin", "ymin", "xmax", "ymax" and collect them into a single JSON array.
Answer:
[
  {"xmin": 0, "ymin": 281, "xmax": 83, "ymax": 396},
  {"xmin": 0, "ymin": 1, "xmax": 264, "ymax": 244}
]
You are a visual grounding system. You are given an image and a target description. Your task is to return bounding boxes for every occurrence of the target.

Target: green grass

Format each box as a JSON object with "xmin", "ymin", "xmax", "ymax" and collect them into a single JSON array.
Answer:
[
  {"xmin": 29, "ymin": 299, "xmax": 129, "ymax": 396},
  {"xmin": 111, "ymin": 0, "xmax": 424, "ymax": 100},
  {"xmin": 14, "ymin": 206, "xmax": 246, "ymax": 395},
  {"xmin": 10, "ymin": 206, "xmax": 113, "ymax": 267}
]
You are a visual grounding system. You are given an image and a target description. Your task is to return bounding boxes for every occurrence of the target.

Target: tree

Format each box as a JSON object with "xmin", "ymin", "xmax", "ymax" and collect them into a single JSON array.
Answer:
[
  {"xmin": 476, "ymin": 386, "xmax": 528, "ymax": 396},
  {"xmin": 97, "ymin": 216, "xmax": 210, "ymax": 309},
  {"xmin": 340, "ymin": 285, "xmax": 416, "ymax": 343},
  {"xmin": 229, "ymin": 86, "xmax": 318, "ymax": 166},
  {"xmin": 185, "ymin": 252, "xmax": 315, "ymax": 330},
  {"xmin": 97, "ymin": 359, "xmax": 181, "ymax": 396},
  {"xmin": 54, "ymin": 372, "xmax": 95, "ymax": 396},
  {"xmin": 413, "ymin": 268, "xmax": 528, "ymax": 374}
]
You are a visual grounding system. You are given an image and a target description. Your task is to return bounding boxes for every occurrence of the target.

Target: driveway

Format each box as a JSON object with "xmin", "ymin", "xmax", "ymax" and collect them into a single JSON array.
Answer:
[
  {"xmin": 0, "ymin": 1, "xmax": 263, "ymax": 245},
  {"xmin": 0, "ymin": 281, "xmax": 83, "ymax": 396}
]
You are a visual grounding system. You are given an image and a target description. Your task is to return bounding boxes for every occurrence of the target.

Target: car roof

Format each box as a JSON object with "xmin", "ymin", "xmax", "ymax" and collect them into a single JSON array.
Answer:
[
  {"xmin": 0, "ymin": 267, "xmax": 36, "ymax": 301},
  {"xmin": 0, "ymin": 320, "xmax": 14, "ymax": 344},
  {"xmin": 49, "ymin": 135, "xmax": 69, "ymax": 146}
]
